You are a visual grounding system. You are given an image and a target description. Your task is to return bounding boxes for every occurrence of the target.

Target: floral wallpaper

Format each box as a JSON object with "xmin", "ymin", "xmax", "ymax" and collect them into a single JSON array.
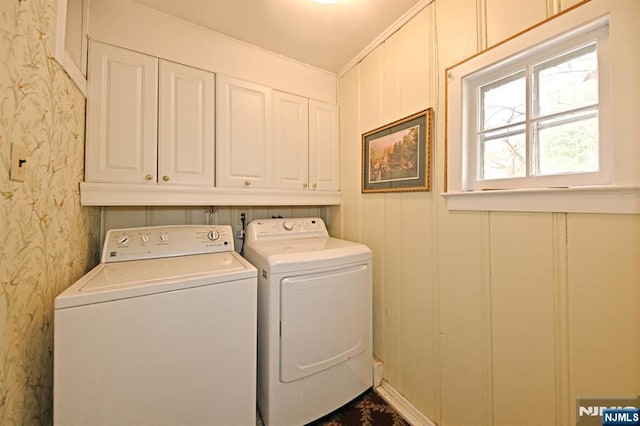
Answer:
[{"xmin": 0, "ymin": 0, "xmax": 101, "ymax": 424}]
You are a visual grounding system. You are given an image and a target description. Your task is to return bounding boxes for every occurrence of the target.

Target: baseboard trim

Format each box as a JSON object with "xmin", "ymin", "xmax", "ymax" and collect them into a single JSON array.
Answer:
[{"xmin": 375, "ymin": 381, "xmax": 437, "ymax": 426}]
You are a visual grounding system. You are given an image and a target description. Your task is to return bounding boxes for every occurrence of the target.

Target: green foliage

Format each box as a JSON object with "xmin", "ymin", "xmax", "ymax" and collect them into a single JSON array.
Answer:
[{"xmin": 369, "ymin": 127, "xmax": 419, "ymax": 182}]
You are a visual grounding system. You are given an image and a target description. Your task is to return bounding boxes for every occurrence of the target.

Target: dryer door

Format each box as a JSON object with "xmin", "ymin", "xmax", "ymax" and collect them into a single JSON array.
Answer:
[{"xmin": 279, "ymin": 263, "xmax": 370, "ymax": 383}]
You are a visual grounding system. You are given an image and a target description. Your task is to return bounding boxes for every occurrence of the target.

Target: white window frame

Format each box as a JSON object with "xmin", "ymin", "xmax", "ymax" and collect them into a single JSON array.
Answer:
[
  {"xmin": 466, "ymin": 26, "xmax": 608, "ymax": 190},
  {"xmin": 444, "ymin": 0, "xmax": 640, "ymax": 214}
]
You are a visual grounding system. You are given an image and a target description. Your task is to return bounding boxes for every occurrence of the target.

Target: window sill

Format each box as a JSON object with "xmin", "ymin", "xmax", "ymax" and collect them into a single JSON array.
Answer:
[{"xmin": 442, "ymin": 185, "xmax": 640, "ymax": 214}]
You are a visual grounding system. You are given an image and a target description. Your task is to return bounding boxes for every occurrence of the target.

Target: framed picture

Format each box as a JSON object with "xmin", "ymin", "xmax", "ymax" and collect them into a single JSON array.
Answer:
[{"xmin": 362, "ymin": 108, "xmax": 433, "ymax": 193}]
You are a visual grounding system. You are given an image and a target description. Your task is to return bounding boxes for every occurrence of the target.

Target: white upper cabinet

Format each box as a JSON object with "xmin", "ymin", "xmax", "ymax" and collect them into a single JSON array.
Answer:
[
  {"xmin": 80, "ymin": 0, "xmax": 341, "ymax": 206},
  {"xmin": 158, "ymin": 60, "xmax": 215, "ymax": 185},
  {"xmin": 273, "ymin": 91, "xmax": 309, "ymax": 190},
  {"xmin": 309, "ymin": 100, "xmax": 340, "ymax": 191},
  {"xmin": 81, "ymin": 40, "xmax": 340, "ymax": 205},
  {"xmin": 216, "ymin": 75, "xmax": 273, "ymax": 188},
  {"xmin": 273, "ymin": 93, "xmax": 340, "ymax": 192},
  {"xmin": 86, "ymin": 41, "xmax": 215, "ymax": 186},
  {"xmin": 86, "ymin": 41, "xmax": 158, "ymax": 184}
]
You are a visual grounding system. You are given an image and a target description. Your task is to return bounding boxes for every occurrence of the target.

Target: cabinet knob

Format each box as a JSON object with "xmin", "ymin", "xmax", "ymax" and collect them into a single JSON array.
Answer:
[
  {"xmin": 313, "ymin": 183, "xmax": 317, "ymax": 189},
  {"xmin": 162, "ymin": 175, "xmax": 170, "ymax": 182},
  {"xmin": 303, "ymin": 183, "xmax": 308, "ymax": 189},
  {"xmin": 244, "ymin": 180, "xmax": 251, "ymax": 186},
  {"xmin": 145, "ymin": 174, "xmax": 153, "ymax": 181}
]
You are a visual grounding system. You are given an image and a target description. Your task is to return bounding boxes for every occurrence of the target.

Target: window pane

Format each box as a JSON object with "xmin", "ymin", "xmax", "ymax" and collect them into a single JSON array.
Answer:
[
  {"xmin": 481, "ymin": 133, "xmax": 526, "ymax": 180},
  {"xmin": 536, "ymin": 45, "xmax": 598, "ymax": 117},
  {"xmin": 537, "ymin": 116, "xmax": 598, "ymax": 175},
  {"xmin": 481, "ymin": 72, "xmax": 526, "ymax": 130}
]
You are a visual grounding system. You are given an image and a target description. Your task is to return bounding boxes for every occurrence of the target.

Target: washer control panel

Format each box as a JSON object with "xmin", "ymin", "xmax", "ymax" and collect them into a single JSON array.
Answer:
[
  {"xmin": 101, "ymin": 225, "xmax": 235, "ymax": 263},
  {"xmin": 245, "ymin": 217, "xmax": 329, "ymax": 242}
]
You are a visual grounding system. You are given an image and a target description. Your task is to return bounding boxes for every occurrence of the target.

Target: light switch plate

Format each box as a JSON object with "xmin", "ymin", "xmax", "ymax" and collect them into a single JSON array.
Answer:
[{"xmin": 10, "ymin": 143, "xmax": 27, "ymax": 182}]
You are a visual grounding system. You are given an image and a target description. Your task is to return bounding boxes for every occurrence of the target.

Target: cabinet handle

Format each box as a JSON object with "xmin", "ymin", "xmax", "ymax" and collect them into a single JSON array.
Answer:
[
  {"xmin": 145, "ymin": 174, "xmax": 153, "ymax": 181},
  {"xmin": 162, "ymin": 175, "xmax": 170, "ymax": 182},
  {"xmin": 244, "ymin": 180, "xmax": 251, "ymax": 186},
  {"xmin": 303, "ymin": 183, "xmax": 308, "ymax": 189},
  {"xmin": 313, "ymin": 183, "xmax": 317, "ymax": 189}
]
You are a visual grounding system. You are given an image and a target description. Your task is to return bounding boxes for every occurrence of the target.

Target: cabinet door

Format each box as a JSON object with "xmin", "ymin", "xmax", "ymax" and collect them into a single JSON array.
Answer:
[
  {"xmin": 158, "ymin": 60, "xmax": 215, "ymax": 186},
  {"xmin": 216, "ymin": 75, "xmax": 272, "ymax": 188},
  {"xmin": 309, "ymin": 100, "xmax": 339, "ymax": 191},
  {"xmin": 85, "ymin": 41, "xmax": 158, "ymax": 183},
  {"xmin": 273, "ymin": 91, "xmax": 309, "ymax": 190}
]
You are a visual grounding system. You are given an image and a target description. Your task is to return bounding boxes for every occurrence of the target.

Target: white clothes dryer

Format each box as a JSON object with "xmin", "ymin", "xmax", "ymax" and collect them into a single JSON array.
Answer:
[
  {"xmin": 54, "ymin": 225, "xmax": 257, "ymax": 426},
  {"xmin": 243, "ymin": 217, "xmax": 373, "ymax": 426}
]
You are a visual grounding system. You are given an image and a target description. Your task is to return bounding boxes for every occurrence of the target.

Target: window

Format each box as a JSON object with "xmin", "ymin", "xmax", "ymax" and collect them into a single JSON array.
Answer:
[
  {"xmin": 445, "ymin": 0, "xmax": 640, "ymax": 214},
  {"xmin": 465, "ymin": 24, "xmax": 608, "ymax": 191}
]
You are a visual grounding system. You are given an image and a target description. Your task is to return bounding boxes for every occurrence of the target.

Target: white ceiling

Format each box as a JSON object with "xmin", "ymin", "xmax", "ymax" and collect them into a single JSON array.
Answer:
[{"xmin": 129, "ymin": 0, "xmax": 426, "ymax": 73}]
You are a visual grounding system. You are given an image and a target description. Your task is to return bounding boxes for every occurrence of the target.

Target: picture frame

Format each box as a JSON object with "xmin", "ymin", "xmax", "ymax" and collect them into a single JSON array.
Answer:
[{"xmin": 362, "ymin": 108, "xmax": 433, "ymax": 193}]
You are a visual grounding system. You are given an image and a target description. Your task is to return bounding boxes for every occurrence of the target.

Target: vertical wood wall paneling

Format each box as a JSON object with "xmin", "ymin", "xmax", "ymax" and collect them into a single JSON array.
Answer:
[
  {"xmin": 566, "ymin": 214, "xmax": 640, "ymax": 425},
  {"xmin": 380, "ymin": 23, "xmax": 403, "ymax": 389},
  {"xmin": 322, "ymin": 206, "xmax": 340, "ymax": 236},
  {"xmin": 476, "ymin": 0, "xmax": 488, "ymax": 51},
  {"xmin": 400, "ymin": 7, "xmax": 438, "ymax": 415},
  {"xmin": 102, "ymin": 206, "xmax": 147, "ymax": 232},
  {"xmin": 436, "ymin": 208, "xmax": 486, "ymax": 426},
  {"xmin": 552, "ymin": 213, "xmax": 571, "ymax": 426},
  {"xmin": 475, "ymin": 3, "xmax": 495, "ymax": 424},
  {"xmin": 433, "ymin": 0, "xmax": 485, "ymax": 424},
  {"xmin": 425, "ymin": 4, "xmax": 442, "ymax": 420},
  {"xmin": 381, "ymin": 36, "xmax": 400, "ymax": 122},
  {"xmin": 335, "ymin": 68, "xmax": 360, "ymax": 242},
  {"xmin": 376, "ymin": 5, "xmax": 438, "ymax": 409},
  {"xmin": 383, "ymin": 8, "xmax": 431, "ymax": 404},
  {"xmin": 479, "ymin": 211, "xmax": 494, "ymax": 425},
  {"xmin": 147, "ymin": 207, "xmax": 189, "ymax": 226},
  {"xmin": 362, "ymin": 192, "xmax": 387, "ymax": 371},
  {"xmin": 358, "ymin": 47, "xmax": 388, "ymax": 368},
  {"xmin": 420, "ymin": 5, "xmax": 442, "ymax": 418},
  {"xmin": 489, "ymin": 212, "xmax": 557, "ymax": 426},
  {"xmin": 547, "ymin": 0, "xmax": 562, "ymax": 16},
  {"xmin": 402, "ymin": 194, "xmax": 436, "ymax": 416},
  {"xmin": 384, "ymin": 191, "xmax": 404, "ymax": 388},
  {"xmin": 215, "ymin": 207, "xmax": 232, "ymax": 227},
  {"xmin": 485, "ymin": 0, "xmax": 547, "ymax": 47}
]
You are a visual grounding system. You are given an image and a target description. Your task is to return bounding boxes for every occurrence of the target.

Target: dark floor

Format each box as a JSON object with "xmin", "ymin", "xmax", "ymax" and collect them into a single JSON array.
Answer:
[{"xmin": 306, "ymin": 388, "xmax": 409, "ymax": 426}]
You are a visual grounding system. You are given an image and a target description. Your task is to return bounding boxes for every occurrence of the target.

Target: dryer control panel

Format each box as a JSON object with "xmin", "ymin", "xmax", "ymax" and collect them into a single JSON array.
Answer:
[
  {"xmin": 245, "ymin": 217, "xmax": 329, "ymax": 242},
  {"xmin": 101, "ymin": 225, "xmax": 235, "ymax": 263}
]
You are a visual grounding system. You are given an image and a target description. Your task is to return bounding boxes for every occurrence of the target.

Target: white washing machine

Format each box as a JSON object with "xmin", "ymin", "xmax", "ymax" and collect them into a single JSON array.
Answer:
[
  {"xmin": 54, "ymin": 225, "xmax": 257, "ymax": 426},
  {"xmin": 243, "ymin": 217, "xmax": 373, "ymax": 426}
]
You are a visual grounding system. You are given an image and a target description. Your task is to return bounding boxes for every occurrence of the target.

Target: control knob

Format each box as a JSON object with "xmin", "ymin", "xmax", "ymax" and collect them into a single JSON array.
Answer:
[
  {"xmin": 207, "ymin": 230, "xmax": 220, "ymax": 241},
  {"xmin": 282, "ymin": 221, "xmax": 294, "ymax": 231}
]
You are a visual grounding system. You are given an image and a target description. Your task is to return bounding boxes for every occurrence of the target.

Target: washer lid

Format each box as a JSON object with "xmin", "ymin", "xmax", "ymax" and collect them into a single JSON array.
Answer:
[
  {"xmin": 244, "ymin": 237, "xmax": 372, "ymax": 273},
  {"xmin": 55, "ymin": 252, "xmax": 256, "ymax": 309}
]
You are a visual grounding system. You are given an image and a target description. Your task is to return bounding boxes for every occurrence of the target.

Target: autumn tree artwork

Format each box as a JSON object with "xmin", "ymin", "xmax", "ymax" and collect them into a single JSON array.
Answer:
[
  {"xmin": 368, "ymin": 125, "xmax": 420, "ymax": 183},
  {"xmin": 362, "ymin": 108, "xmax": 432, "ymax": 193}
]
